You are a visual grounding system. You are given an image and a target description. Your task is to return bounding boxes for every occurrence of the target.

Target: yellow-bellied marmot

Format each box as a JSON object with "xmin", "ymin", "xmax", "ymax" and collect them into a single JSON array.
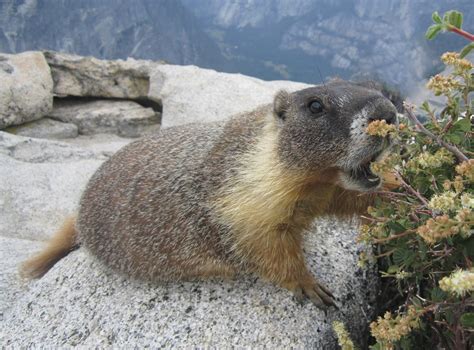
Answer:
[{"xmin": 21, "ymin": 79, "xmax": 398, "ymax": 309}]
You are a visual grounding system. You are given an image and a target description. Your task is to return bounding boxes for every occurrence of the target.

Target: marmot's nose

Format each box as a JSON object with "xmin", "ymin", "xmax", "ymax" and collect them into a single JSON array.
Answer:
[{"xmin": 368, "ymin": 99, "xmax": 398, "ymax": 125}]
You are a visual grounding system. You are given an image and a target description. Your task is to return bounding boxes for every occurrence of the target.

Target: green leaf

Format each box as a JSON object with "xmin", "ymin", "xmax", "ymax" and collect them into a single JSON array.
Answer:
[
  {"xmin": 445, "ymin": 132, "xmax": 463, "ymax": 145},
  {"xmin": 447, "ymin": 10, "xmax": 463, "ymax": 29},
  {"xmin": 393, "ymin": 248, "xmax": 415, "ymax": 266},
  {"xmin": 432, "ymin": 11, "xmax": 442, "ymax": 24},
  {"xmin": 431, "ymin": 287, "xmax": 447, "ymax": 302},
  {"xmin": 420, "ymin": 101, "xmax": 429, "ymax": 112},
  {"xmin": 463, "ymin": 236, "xmax": 474, "ymax": 259},
  {"xmin": 400, "ymin": 336, "xmax": 413, "ymax": 350},
  {"xmin": 443, "ymin": 11, "xmax": 450, "ymax": 23},
  {"xmin": 387, "ymin": 265, "xmax": 400, "ymax": 274},
  {"xmin": 460, "ymin": 42, "xmax": 474, "ymax": 58},
  {"xmin": 460, "ymin": 313, "xmax": 474, "ymax": 328},
  {"xmin": 445, "ymin": 309, "xmax": 455, "ymax": 325},
  {"xmin": 453, "ymin": 118, "xmax": 471, "ymax": 132},
  {"xmin": 388, "ymin": 221, "xmax": 406, "ymax": 234},
  {"xmin": 393, "ymin": 249, "xmax": 405, "ymax": 265},
  {"xmin": 411, "ymin": 297, "xmax": 422, "ymax": 307},
  {"xmin": 425, "ymin": 24, "xmax": 442, "ymax": 40}
]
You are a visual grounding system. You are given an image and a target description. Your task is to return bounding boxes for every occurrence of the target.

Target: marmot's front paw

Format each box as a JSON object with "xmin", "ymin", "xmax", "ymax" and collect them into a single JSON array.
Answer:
[{"xmin": 290, "ymin": 277, "xmax": 337, "ymax": 309}]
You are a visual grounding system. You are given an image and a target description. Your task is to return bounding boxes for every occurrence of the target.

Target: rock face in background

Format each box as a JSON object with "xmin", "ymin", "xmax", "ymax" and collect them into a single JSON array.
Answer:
[
  {"xmin": 182, "ymin": 0, "xmax": 473, "ymax": 93},
  {"xmin": 0, "ymin": 51, "xmax": 162, "ymax": 139},
  {"xmin": 0, "ymin": 51, "xmax": 53, "ymax": 128},
  {"xmin": 49, "ymin": 99, "xmax": 160, "ymax": 137},
  {"xmin": 2, "ymin": 0, "xmax": 473, "ymax": 94},
  {"xmin": 0, "ymin": 51, "xmax": 378, "ymax": 348},
  {"xmin": 44, "ymin": 51, "xmax": 152, "ymax": 100},
  {"xmin": 0, "ymin": 0, "xmax": 228, "ymax": 70}
]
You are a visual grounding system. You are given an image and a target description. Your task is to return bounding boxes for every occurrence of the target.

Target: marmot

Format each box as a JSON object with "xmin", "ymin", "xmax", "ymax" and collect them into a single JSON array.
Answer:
[{"xmin": 21, "ymin": 79, "xmax": 398, "ymax": 309}]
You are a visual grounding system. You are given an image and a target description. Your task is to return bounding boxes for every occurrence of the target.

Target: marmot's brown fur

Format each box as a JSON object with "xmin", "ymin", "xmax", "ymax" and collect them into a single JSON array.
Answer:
[{"xmin": 21, "ymin": 80, "xmax": 398, "ymax": 309}]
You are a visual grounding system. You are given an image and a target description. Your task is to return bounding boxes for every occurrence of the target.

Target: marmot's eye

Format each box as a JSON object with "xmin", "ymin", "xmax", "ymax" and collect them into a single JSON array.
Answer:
[{"xmin": 309, "ymin": 100, "xmax": 324, "ymax": 114}]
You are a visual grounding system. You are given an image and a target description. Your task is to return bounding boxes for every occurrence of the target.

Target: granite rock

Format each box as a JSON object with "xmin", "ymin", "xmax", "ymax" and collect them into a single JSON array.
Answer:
[
  {"xmin": 49, "ymin": 99, "xmax": 160, "ymax": 138},
  {"xmin": 150, "ymin": 64, "xmax": 310, "ymax": 127},
  {"xmin": 44, "ymin": 51, "xmax": 154, "ymax": 99},
  {"xmin": 0, "ymin": 51, "xmax": 53, "ymax": 129},
  {"xmin": 0, "ymin": 220, "xmax": 377, "ymax": 348},
  {"xmin": 5, "ymin": 117, "xmax": 78, "ymax": 139},
  {"xmin": 0, "ymin": 132, "xmax": 124, "ymax": 241},
  {"xmin": 0, "ymin": 236, "xmax": 42, "ymax": 315}
]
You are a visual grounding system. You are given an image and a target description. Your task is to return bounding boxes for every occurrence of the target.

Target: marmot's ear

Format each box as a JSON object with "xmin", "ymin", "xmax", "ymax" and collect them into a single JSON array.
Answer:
[{"xmin": 274, "ymin": 90, "xmax": 291, "ymax": 120}]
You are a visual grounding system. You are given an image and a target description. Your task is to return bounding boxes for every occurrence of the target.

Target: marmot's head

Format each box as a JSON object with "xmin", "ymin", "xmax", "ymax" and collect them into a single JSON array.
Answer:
[{"xmin": 274, "ymin": 80, "xmax": 398, "ymax": 192}]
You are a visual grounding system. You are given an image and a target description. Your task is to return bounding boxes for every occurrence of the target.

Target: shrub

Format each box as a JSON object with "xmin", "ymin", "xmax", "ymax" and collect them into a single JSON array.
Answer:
[{"xmin": 333, "ymin": 10, "xmax": 473, "ymax": 350}]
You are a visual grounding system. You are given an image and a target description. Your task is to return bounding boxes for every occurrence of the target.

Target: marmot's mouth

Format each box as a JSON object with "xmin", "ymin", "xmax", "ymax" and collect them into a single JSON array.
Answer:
[{"xmin": 345, "ymin": 150, "xmax": 383, "ymax": 190}]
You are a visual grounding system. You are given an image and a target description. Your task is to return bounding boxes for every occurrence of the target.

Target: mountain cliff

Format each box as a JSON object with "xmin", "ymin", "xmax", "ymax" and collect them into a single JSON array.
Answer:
[
  {"xmin": 1, "ymin": 0, "xmax": 473, "ymax": 93},
  {"xmin": 182, "ymin": 0, "xmax": 474, "ymax": 93},
  {"xmin": 0, "ymin": 0, "xmax": 227, "ymax": 69}
]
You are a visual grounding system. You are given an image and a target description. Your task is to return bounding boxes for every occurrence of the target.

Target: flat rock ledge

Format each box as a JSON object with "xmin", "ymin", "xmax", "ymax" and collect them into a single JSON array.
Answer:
[
  {"xmin": 49, "ymin": 99, "xmax": 160, "ymax": 138},
  {"xmin": 0, "ymin": 219, "xmax": 377, "ymax": 349},
  {"xmin": 5, "ymin": 117, "xmax": 78, "ymax": 139}
]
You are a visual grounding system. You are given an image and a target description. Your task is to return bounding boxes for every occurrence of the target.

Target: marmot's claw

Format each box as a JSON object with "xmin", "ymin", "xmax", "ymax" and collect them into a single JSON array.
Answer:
[
  {"xmin": 317, "ymin": 281, "xmax": 335, "ymax": 299},
  {"xmin": 293, "ymin": 280, "xmax": 337, "ymax": 310},
  {"xmin": 293, "ymin": 288, "xmax": 305, "ymax": 305}
]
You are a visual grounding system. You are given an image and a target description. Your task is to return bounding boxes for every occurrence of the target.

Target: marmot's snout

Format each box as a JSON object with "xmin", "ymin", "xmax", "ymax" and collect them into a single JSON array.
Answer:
[{"xmin": 338, "ymin": 94, "xmax": 398, "ymax": 192}]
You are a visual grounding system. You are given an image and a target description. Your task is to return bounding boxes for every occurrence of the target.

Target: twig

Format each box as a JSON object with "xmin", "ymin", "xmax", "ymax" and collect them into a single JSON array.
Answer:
[
  {"xmin": 394, "ymin": 171, "xmax": 432, "ymax": 209},
  {"xmin": 372, "ymin": 190, "xmax": 410, "ymax": 198},
  {"xmin": 374, "ymin": 249, "xmax": 396, "ymax": 258},
  {"xmin": 447, "ymin": 25, "xmax": 474, "ymax": 41},
  {"xmin": 372, "ymin": 230, "xmax": 414, "ymax": 244},
  {"xmin": 403, "ymin": 102, "xmax": 469, "ymax": 162},
  {"xmin": 442, "ymin": 119, "xmax": 454, "ymax": 134}
]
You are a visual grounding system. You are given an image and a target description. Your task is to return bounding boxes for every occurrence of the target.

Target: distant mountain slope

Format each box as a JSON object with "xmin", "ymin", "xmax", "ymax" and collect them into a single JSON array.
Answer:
[
  {"xmin": 0, "ymin": 0, "xmax": 227, "ymax": 69},
  {"xmin": 1, "ymin": 0, "xmax": 472, "ymax": 93},
  {"xmin": 182, "ymin": 0, "xmax": 474, "ymax": 93}
]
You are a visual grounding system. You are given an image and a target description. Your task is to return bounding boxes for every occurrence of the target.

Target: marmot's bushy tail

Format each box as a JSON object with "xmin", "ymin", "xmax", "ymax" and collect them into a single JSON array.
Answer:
[{"xmin": 20, "ymin": 217, "xmax": 80, "ymax": 279}]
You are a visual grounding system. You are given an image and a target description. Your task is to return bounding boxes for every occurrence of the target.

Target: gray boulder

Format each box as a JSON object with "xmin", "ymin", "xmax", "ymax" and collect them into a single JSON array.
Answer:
[
  {"xmin": 49, "ymin": 99, "xmax": 160, "ymax": 138},
  {"xmin": 0, "ymin": 236, "xmax": 42, "ymax": 314},
  {"xmin": 0, "ymin": 132, "xmax": 119, "ymax": 241},
  {"xmin": 150, "ymin": 64, "xmax": 310, "ymax": 127},
  {"xmin": 44, "ymin": 51, "xmax": 154, "ymax": 99},
  {"xmin": 1, "ymin": 220, "xmax": 377, "ymax": 349},
  {"xmin": 5, "ymin": 117, "xmax": 78, "ymax": 139},
  {"xmin": 0, "ymin": 51, "xmax": 53, "ymax": 129}
]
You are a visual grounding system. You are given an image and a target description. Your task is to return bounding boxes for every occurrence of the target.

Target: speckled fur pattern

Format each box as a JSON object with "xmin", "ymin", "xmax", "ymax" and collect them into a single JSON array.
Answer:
[{"xmin": 23, "ymin": 80, "xmax": 398, "ymax": 308}]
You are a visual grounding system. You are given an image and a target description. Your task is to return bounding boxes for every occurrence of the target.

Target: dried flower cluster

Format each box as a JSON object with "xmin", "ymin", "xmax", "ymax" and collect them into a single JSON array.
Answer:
[
  {"xmin": 426, "ymin": 75, "xmax": 461, "ymax": 95},
  {"xmin": 439, "ymin": 269, "xmax": 474, "ymax": 296},
  {"xmin": 406, "ymin": 148, "xmax": 454, "ymax": 171},
  {"xmin": 416, "ymin": 215, "xmax": 459, "ymax": 244},
  {"xmin": 441, "ymin": 52, "xmax": 474, "ymax": 71},
  {"xmin": 370, "ymin": 153, "xmax": 400, "ymax": 176},
  {"xmin": 443, "ymin": 176, "xmax": 465, "ymax": 193},
  {"xmin": 332, "ymin": 321, "xmax": 355, "ymax": 350},
  {"xmin": 370, "ymin": 306, "xmax": 421, "ymax": 348},
  {"xmin": 456, "ymin": 159, "xmax": 474, "ymax": 182},
  {"xmin": 428, "ymin": 191, "xmax": 458, "ymax": 212},
  {"xmin": 366, "ymin": 119, "xmax": 397, "ymax": 137}
]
